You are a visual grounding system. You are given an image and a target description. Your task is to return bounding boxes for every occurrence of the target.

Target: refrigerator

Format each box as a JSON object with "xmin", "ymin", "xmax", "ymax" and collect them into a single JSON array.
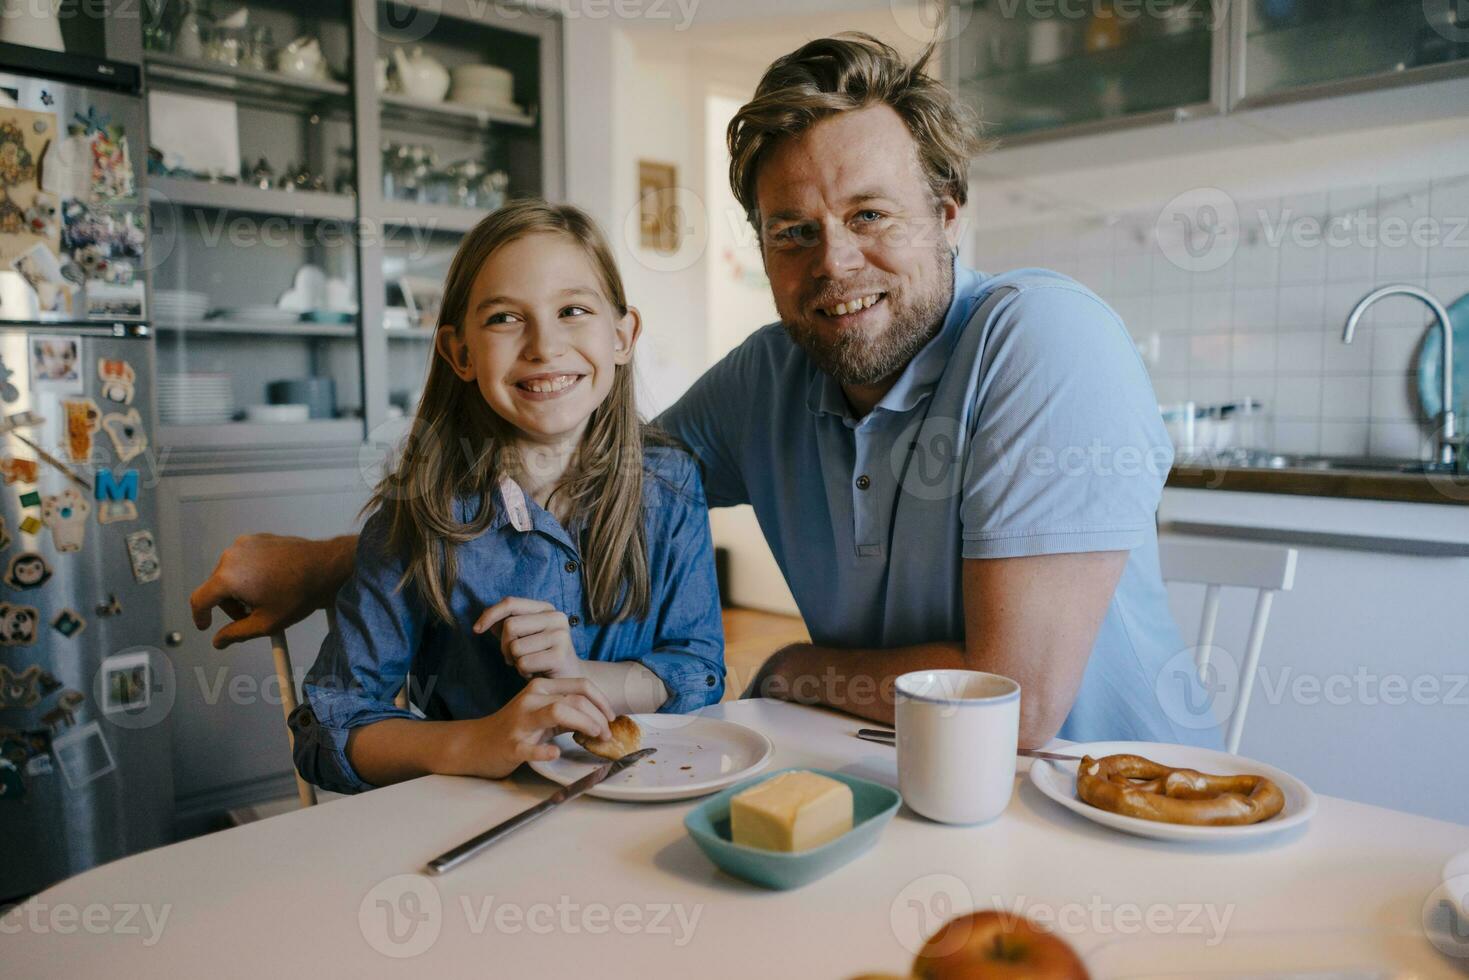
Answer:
[{"xmin": 0, "ymin": 45, "xmax": 172, "ymax": 901}]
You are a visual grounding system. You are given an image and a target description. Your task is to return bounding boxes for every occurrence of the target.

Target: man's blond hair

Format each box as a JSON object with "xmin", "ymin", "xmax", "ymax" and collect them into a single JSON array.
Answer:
[{"xmin": 727, "ymin": 32, "xmax": 988, "ymax": 228}]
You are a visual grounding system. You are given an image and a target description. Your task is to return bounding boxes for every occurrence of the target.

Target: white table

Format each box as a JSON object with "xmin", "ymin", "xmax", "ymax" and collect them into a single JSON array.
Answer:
[{"xmin": 7, "ymin": 699, "xmax": 1469, "ymax": 978}]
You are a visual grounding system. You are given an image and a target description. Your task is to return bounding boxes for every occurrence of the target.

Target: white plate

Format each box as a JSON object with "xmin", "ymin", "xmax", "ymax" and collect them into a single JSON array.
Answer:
[
  {"xmin": 1028, "ymin": 741, "xmax": 1316, "ymax": 842},
  {"xmin": 528, "ymin": 714, "xmax": 772, "ymax": 802}
]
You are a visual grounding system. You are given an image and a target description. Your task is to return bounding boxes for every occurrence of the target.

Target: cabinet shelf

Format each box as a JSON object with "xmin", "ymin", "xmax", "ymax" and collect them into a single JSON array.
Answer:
[
  {"xmin": 145, "ymin": 50, "xmax": 351, "ymax": 109},
  {"xmin": 149, "ymin": 175, "xmax": 357, "ymax": 221},
  {"xmin": 380, "ymin": 91, "xmax": 536, "ymax": 133},
  {"xmin": 386, "ymin": 329, "xmax": 435, "ymax": 341},
  {"xmin": 368, "ymin": 200, "xmax": 489, "ymax": 234},
  {"xmin": 154, "ymin": 319, "xmax": 358, "ymax": 338}
]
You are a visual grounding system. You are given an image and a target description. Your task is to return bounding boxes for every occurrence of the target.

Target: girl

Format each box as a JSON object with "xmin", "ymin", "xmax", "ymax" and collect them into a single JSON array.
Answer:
[{"xmin": 290, "ymin": 201, "xmax": 725, "ymax": 793}]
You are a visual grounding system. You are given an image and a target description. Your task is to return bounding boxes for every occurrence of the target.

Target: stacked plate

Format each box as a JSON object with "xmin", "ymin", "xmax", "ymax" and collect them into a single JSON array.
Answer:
[
  {"xmin": 159, "ymin": 373, "xmax": 235, "ymax": 425},
  {"xmin": 152, "ymin": 289, "xmax": 210, "ymax": 323},
  {"xmin": 219, "ymin": 305, "xmax": 300, "ymax": 325}
]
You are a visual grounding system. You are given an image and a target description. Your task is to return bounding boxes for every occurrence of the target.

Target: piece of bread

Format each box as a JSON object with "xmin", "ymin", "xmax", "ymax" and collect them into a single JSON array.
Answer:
[{"xmin": 573, "ymin": 715, "xmax": 642, "ymax": 760}]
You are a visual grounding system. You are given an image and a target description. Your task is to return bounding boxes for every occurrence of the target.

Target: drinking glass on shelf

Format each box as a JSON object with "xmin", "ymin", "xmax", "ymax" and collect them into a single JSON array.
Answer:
[{"xmin": 242, "ymin": 26, "xmax": 272, "ymax": 71}]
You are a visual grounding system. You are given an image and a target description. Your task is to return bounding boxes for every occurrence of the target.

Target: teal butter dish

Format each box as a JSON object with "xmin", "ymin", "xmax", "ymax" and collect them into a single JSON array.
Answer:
[{"xmin": 683, "ymin": 767, "xmax": 902, "ymax": 890}]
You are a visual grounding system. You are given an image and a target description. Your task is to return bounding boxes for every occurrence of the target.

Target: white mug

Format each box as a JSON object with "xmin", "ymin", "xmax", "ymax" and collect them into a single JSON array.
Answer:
[{"xmin": 895, "ymin": 670, "xmax": 1020, "ymax": 825}]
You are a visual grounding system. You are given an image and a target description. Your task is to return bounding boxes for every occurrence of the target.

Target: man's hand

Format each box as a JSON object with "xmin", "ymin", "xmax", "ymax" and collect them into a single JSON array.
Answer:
[
  {"xmin": 190, "ymin": 534, "xmax": 356, "ymax": 649},
  {"xmin": 474, "ymin": 598, "xmax": 583, "ymax": 679}
]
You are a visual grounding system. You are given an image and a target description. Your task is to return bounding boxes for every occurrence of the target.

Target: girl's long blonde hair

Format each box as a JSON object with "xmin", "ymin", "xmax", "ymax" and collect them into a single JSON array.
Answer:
[{"xmin": 371, "ymin": 200, "xmax": 653, "ymax": 625}]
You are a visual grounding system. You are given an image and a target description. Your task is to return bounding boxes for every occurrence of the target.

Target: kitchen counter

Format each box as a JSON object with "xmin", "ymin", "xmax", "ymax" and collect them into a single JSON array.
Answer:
[{"xmin": 1167, "ymin": 461, "xmax": 1469, "ymax": 506}]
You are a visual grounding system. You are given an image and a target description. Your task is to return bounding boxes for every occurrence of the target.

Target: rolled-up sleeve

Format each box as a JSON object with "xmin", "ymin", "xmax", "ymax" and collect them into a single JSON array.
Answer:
[
  {"xmin": 960, "ymin": 285, "xmax": 1172, "ymax": 559},
  {"xmin": 289, "ymin": 509, "xmax": 421, "ymax": 794},
  {"xmin": 641, "ymin": 458, "xmax": 726, "ymax": 713}
]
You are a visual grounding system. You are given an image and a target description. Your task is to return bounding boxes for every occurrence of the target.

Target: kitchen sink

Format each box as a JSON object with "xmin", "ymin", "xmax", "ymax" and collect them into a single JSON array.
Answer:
[{"xmin": 1248, "ymin": 454, "xmax": 1448, "ymax": 475}]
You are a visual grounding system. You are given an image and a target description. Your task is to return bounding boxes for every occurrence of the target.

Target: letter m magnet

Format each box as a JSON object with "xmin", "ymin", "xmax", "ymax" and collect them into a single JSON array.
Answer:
[{"xmin": 95, "ymin": 469, "xmax": 140, "ymax": 502}]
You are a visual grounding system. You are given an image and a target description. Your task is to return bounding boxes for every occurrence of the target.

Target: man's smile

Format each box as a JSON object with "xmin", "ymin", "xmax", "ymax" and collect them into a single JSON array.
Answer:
[{"xmin": 815, "ymin": 291, "xmax": 887, "ymax": 321}]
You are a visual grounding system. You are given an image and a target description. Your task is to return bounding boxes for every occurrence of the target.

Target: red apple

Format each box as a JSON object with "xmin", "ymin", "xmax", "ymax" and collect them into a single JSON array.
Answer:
[{"xmin": 912, "ymin": 910, "xmax": 1089, "ymax": 980}]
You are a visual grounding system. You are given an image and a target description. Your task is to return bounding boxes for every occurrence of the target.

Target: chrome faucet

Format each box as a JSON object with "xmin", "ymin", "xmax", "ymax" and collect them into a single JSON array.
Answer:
[{"xmin": 1342, "ymin": 284, "xmax": 1457, "ymax": 466}]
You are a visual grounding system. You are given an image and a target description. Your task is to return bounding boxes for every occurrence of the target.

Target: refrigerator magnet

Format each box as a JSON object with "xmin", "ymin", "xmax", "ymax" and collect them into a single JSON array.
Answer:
[
  {"xmin": 97, "ymin": 500, "xmax": 136, "ymax": 525},
  {"xmin": 124, "ymin": 530, "xmax": 160, "ymax": 584},
  {"xmin": 97, "ymin": 358, "xmax": 135, "ymax": 405},
  {"xmin": 1, "ymin": 453, "xmax": 39, "ymax": 484},
  {"xmin": 100, "ymin": 650, "xmax": 150, "ymax": 714},
  {"xmin": 1, "ymin": 410, "xmax": 44, "ymax": 432},
  {"xmin": 94, "ymin": 468, "xmax": 138, "ymax": 503},
  {"xmin": 0, "ymin": 603, "xmax": 39, "ymax": 647},
  {"xmin": 0, "ymin": 516, "xmax": 8, "ymax": 550},
  {"xmin": 94, "ymin": 593, "xmax": 122, "ymax": 617},
  {"xmin": 61, "ymin": 398, "xmax": 100, "ymax": 463},
  {"xmin": 3, "ymin": 551, "xmax": 51, "ymax": 589},
  {"xmin": 38, "ymin": 670, "xmax": 61, "ymax": 696},
  {"xmin": 28, "ymin": 334, "xmax": 82, "ymax": 393},
  {"xmin": 0, "ymin": 664, "xmax": 42, "ymax": 705},
  {"xmin": 41, "ymin": 689, "xmax": 84, "ymax": 730},
  {"xmin": 18, "ymin": 489, "xmax": 40, "ymax": 508},
  {"xmin": 40, "ymin": 488, "xmax": 90, "ymax": 553},
  {"xmin": 24, "ymin": 752, "xmax": 52, "ymax": 778},
  {"xmin": 0, "ymin": 758, "xmax": 23, "ymax": 800},
  {"xmin": 51, "ymin": 721, "xmax": 115, "ymax": 790},
  {"xmin": 0, "ymin": 354, "xmax": 18, "ymax": 403},
  {"xmin": 50, "ymin": 608, "xmax": 85, "ymax": 639},
  {"xmin": 101, "ymin": 409, "xmax": 146, "ymax": 464},
  {"xmin": 17, "ymin": 515, "xmax": 40, "ymax": 535}
]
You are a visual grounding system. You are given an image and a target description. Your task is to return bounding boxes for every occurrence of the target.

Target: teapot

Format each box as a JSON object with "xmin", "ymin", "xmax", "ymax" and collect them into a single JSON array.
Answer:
[
  {"xmin": 277, "ymin": 36, "xmax": 325, "ymax": 81},
  {"xmin": 392, "ymin": 46, "xmax": 449, "ymax": 103}
]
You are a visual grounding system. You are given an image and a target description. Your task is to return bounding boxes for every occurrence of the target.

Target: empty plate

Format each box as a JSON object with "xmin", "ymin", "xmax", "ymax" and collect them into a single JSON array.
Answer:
[{"xmin": 529, "ymin": 714, "xmax": 772, "ymax": 802}]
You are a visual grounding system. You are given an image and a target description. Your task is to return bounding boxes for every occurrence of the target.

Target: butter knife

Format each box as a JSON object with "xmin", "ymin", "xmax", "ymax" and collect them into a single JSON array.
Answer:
[
  {"xmin": 426, "ymin": 747, "xmax": 656, "ymax": 875},
  {"xmin": 855, "ymin": 729, "xmax": 1082, "ymax": 763}
]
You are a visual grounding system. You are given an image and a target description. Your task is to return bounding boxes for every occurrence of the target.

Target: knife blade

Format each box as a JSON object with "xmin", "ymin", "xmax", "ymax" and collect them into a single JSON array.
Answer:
[{"xmin": 426, "ymin": 747, "xmax": 656, "ymax": 875}]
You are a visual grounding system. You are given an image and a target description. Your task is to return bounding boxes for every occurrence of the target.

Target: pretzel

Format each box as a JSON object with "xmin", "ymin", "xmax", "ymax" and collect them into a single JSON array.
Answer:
[{"xmin": 1076, "ymin": 754, "xmax": 1285, "ymax": 826}]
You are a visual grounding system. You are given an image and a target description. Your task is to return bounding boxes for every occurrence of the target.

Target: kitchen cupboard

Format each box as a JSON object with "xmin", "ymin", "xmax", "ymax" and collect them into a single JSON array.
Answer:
[{"xmin": 947, "ymin": 0, "xmax": 1469, "ymax": 150}]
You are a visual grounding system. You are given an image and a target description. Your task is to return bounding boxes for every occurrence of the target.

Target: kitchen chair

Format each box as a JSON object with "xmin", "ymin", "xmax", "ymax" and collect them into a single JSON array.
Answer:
[
  {"xmin": 1158, "ymin": 535, "xmax": 1298, "ymax": 754},
  {"xmin": 266, "ymin": 612, "xmax": 414, "ymax": 811}
]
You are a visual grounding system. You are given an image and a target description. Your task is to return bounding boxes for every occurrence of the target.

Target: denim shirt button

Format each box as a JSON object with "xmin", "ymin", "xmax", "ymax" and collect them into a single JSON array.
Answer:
[
  {"xmin": 565, "ymin": 560, "xmax": 578, "ymax": 573},
  {"xmin": 568, "ymin": 614, "xmax": 581, "ymax": 627},
  {"xmin": 705, "ymin": 675, "xmax": 715, "ymax": 687}
]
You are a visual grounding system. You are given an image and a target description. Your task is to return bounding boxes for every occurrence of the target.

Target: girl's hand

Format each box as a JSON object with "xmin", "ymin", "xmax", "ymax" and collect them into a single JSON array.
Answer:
[
  {"xmin": 459, "ymin": 677, "xmax": 615, "ymax": 779},
  {"xmin": 475, "ymin": 597, "xmax": 583, "ymax": 680}
]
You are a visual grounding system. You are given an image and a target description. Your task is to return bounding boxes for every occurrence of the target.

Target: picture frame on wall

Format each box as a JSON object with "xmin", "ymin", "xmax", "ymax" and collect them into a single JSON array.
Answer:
[{"xmin": 637, "ymin": 160, "xmax": 679, "ymax": 252}]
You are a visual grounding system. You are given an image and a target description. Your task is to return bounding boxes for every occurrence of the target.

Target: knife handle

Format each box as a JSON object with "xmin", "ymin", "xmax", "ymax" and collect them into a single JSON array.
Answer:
[{"xmin": 426, "ymin": 797, "xmax": 560, "ymax": 875}]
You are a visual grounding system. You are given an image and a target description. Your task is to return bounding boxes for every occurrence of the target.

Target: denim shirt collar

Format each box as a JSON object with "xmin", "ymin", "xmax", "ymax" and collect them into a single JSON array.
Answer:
[
  {"xmin": 806, "ymin": 256, "xmax": 987, "ymax": 425},
  {"xmin": 487, "ymin": 476, "xmax": 582, "ymax": 555}
]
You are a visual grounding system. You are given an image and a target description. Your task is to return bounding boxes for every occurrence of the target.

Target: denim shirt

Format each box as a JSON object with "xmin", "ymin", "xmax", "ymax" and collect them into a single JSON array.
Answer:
[{"xmin": 290, "ymin": 445, "xmax": 726, "ymax": 793}]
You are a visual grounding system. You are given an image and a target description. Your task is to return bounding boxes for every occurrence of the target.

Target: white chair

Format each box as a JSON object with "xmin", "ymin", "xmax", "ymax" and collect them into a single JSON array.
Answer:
[{"xmin": 1158, "ymin": 535, "xmax": 1298, "ymax": 754}]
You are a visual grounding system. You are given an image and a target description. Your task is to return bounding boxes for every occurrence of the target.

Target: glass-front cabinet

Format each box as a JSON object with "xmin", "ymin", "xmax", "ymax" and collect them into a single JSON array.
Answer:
[
  {"xmin": 133, "ymin": 0, "xmax": 562, "ymax": 450},
  {"xmin": 947, "ymin": 0, "xmax": 1469, "ymax": 143},
  {"xmin": 1234, "ymin": 0, "xmax": 1469, "ymax": 105},
  {"xmin": 948, "ymin": 0, "xmax": 1224, "ymax": 140}
]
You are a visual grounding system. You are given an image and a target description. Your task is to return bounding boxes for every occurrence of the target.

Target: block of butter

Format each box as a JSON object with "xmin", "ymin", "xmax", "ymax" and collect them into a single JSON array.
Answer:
[{"xmin": 730, "ymin": 770, "xmax": 854, "ymax": 852}]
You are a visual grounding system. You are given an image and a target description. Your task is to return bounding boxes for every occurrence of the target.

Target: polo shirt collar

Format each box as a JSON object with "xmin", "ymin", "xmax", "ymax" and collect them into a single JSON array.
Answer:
[{"xmin": 805, "ymin": 256, "xmax": 987, "ymax": 423}]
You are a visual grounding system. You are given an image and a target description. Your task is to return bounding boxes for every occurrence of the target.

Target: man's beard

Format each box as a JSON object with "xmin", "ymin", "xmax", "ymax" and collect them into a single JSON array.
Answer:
[{"xmin": 781, "ymin": 243, "xmax": 955, "ymax": 387}]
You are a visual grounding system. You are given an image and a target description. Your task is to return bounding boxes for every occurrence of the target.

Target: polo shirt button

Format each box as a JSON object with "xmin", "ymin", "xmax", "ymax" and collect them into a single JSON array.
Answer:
[
  {"xmin": 855, "ymin": 474, "xmax": 871, "ymax": 490},
  {"xmin": 568, "ymin": 615, "xmax": 581, "ymax": 627},
  {"xmin": 565, "ymin": 560, "xmax": 578, "ymax": 573}
]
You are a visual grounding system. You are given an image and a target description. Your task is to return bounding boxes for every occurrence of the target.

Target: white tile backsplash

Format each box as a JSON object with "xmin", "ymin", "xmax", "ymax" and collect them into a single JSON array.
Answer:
[
  {"xmin": 1321, "ymin": 376, "xmax": 1372, "ymax": 420},
  {"xmin": 972, "ymin": 172, "xmax": 1469, "ymax": 457}
]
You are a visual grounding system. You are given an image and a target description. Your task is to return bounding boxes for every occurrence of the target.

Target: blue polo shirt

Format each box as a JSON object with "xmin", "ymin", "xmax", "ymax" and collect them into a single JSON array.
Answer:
[{"xmin": 659, "ymin": 263, "xmax": 1222, "ymax": 747}]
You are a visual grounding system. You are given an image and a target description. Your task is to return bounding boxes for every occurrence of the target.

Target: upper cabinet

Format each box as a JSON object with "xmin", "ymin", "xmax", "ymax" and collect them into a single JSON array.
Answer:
[
  {"xmin": 1234, "ymin": 0, "xmax": 1469, "ymax": 105},
  {"xmin": 949, "ymin": 0, "xmax": 1224, "ymax": 140},
  {"xmin": 948, "ymin": 0, "xmax": 1469, "ymax": 147}
]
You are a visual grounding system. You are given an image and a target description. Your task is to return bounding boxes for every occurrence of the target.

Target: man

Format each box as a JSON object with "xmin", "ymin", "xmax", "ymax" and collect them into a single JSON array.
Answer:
[{"xmin": 191, "ymin": 34, "xmax": 1216, "ymax": 750}]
